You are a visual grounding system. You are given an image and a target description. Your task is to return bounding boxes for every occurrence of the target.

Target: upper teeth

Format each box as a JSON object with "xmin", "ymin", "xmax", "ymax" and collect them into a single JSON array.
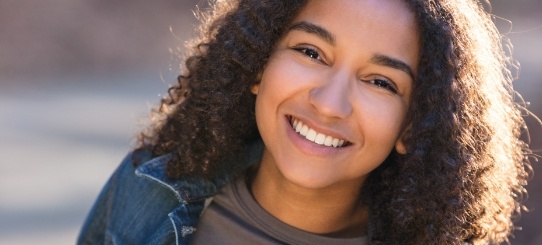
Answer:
[{"xmin": 291, "ymin": 117, "xmax": 346, "ymax": 147}]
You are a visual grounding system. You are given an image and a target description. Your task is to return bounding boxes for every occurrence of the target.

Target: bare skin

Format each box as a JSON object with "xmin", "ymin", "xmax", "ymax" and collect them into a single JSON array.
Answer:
[
  {"xmin": 250, "ymin": 0, "xmax": 419, "ymax": 238},
  {"xmin": 251, "ymin": 150, "xmax": 368, "ymax": 238}
]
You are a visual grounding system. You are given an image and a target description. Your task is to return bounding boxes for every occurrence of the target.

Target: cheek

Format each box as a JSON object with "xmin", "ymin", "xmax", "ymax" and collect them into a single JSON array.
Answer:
[
  {"xmin": 259, "ymin": 54, "xmax": 317, "ymax": 95},
  {"xmin": 355, "ymin": 97, "xmax": 408, "ymax": 143}
]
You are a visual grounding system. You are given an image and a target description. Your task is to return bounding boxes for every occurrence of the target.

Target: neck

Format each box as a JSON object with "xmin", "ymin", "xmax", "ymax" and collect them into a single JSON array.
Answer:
[{"xmin": 249, "ymin": 152, "xmax": 368, "ymax": 238}]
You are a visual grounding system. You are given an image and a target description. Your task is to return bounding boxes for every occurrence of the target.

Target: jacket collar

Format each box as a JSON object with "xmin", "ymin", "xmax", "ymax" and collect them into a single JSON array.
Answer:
[{"xmin": 135, "ymin": 140, "xmax": 264, "ymax": 203}]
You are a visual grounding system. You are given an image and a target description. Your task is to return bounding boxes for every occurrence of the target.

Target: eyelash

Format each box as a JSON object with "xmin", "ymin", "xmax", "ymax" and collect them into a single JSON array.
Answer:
[
  {"xmin": 291, "ymin": 46, "xmax": 325, "ymax": 63},
  {"xmin": 291, "ymin": 46, "xmax": 399, "ymax": 94},
  {"xmin": 363, "ymin": 78, "xmax": 398, "ymax": 94}
]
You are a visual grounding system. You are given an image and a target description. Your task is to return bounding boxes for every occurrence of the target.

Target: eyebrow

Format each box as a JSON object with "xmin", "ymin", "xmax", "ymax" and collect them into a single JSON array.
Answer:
[
  {"xmin": 289, "ymin": 21, "xmax": 415, "ymax": 80},
  {"xmin": 289, "ymin": 21, "xmax": 336, "ymax": 46},
  {"xmin": 371, "ymin": 54, "xmax": 415, "ymax": 80}
]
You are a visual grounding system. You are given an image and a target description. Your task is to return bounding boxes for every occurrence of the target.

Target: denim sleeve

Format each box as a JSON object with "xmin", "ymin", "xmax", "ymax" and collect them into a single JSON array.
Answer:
[{"xmin": 77, "ymin": 152, "xmax": 179, "ymax": 245}]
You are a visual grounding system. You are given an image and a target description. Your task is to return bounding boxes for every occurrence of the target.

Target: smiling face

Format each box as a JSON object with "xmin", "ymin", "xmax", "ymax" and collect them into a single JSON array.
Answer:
[{"xmin": 253, "ymin": 0, "xmax": 420, "ymax": 189}]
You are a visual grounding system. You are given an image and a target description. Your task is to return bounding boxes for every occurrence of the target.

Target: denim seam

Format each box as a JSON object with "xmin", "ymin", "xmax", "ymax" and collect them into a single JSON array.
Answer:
[
  {"xmin": 135, "ymin": 169, "xmax": 184, "ymax": 203},
  {"xmin": 168, "ymin": 213, "xmax": 179, "ymax": 245}
]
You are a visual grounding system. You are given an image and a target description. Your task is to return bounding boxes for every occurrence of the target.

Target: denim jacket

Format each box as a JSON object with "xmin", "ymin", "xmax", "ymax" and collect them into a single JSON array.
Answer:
[{"xmin": 77, "ymin": 141, "xmax": 264, "ymax": 245}]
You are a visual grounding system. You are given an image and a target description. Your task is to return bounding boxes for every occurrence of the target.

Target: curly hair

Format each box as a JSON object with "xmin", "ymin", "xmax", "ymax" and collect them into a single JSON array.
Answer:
[{"xmin": 137, "ymin": 0, "xmax": 531, "ymax": 244}]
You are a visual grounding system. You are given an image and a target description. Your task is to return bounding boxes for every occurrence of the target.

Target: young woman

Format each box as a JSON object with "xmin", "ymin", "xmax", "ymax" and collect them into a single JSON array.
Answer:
[{"xmin": 78, "ymin": 0, "xmax": 532, "ymax": 244}]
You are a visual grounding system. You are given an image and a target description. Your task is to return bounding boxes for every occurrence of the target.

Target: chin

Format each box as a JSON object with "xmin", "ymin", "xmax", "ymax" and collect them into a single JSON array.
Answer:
[{"xmin": 276, "ymin": 161, "xmax": 362, "ymax": 190}]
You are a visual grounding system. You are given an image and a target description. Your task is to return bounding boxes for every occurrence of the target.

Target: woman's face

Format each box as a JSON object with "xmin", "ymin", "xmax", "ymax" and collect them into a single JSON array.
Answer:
[{"xmin": 254, "ymin": 0, "xmax": 420, "ymax": 189}]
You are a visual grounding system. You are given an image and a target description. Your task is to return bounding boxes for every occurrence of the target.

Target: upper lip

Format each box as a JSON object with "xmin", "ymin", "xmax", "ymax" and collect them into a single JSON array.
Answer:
[{"xmin": 287, "ymin": 115, "xmax": 352, "ymax": 144}]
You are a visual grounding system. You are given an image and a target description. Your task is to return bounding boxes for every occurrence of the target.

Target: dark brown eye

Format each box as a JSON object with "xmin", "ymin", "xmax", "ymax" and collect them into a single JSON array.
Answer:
[
  {"xmin": 369, "ymin": 79, "xmax": 398, "ymax": 94},
  {"xmin": 303, "ymin": 48, "xmax": 319, "ymax": 59},
  {"xmin": 292, "ymin": 47, "xmax": 323, "ymax": 62}
]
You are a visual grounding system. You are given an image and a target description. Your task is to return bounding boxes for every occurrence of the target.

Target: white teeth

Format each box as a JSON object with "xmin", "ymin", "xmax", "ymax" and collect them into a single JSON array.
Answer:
[
  {"xmin": 300, "ymin": 125, "xmax": 309, "ymax": 136},
  {"xmin": 290, "ymin": 118, "xmax": 347, "ymax": 147},
  {"xmin": 315, "ymin": 133, "xmax": 326, "ymax": 144},
  {"xmin": 332, "ymin": 138, "xmax": 339, "ymax": 147},
  {"xmin": 324, "ymin": 136, "xmax": 333, "ymax": 147},
  {"xmin": 295, "ymin": 121, "xmax": 303, "ymax": 133},
  {"xmin": 306, "ymin": 129, "xmax": 317, "ymax": 141}
]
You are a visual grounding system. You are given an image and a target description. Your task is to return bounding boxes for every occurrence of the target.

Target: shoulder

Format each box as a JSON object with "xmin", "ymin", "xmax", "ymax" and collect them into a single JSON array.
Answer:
[
  {"xmin": 78, "ymin": 149, "xmax": 181, "ymax": 244},
  {"xmin": 79, "ymin": 140, "xmax": 264, "ymax": 244}
]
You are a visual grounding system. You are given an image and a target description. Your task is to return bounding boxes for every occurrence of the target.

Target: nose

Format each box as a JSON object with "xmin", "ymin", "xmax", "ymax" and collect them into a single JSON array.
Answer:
[{"xmin": 308, "ymin": 72, "xmax": 353, "ymax": 119}]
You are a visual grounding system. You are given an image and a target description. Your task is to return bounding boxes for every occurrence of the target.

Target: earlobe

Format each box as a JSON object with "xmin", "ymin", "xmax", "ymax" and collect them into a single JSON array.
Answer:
[
  {"xmin": 251, "ymin": 71, "xmax": 263, "ymax": 95},
  {"xmin": 395, "ymin": 139, "xmax": 407, "ymax": 154},
  {"xmin": 250, "ymin": 83, "xmax": 260, "ymax": 95},
  {"xmin": 395, "ymin": 125, "xmax": 410, "ymax": 154}
]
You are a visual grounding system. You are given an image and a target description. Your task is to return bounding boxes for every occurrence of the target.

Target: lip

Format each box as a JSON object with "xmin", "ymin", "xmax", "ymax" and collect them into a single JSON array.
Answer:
[{"xmin": 284, "ymin": 115, "xmax": 352, "ymax": 157}]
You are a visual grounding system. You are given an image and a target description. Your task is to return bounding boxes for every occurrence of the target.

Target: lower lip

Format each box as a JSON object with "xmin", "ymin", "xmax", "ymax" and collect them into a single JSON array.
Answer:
[{"xmin": 284, "ymin": 116, "xmax": 350, "ymax": 157}]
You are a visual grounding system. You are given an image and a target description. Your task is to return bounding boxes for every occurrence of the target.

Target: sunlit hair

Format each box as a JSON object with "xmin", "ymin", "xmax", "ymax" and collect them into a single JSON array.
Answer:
[{"xmin": 137, "ymin": 0, "xmax": 531, "ymax": 244}]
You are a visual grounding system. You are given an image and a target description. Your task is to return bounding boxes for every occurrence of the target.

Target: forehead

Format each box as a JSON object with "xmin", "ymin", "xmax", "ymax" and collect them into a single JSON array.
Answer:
[
  {"xmin": 289, "ymin": 0, "xmax": 420, "ymax": 73},
  {"xmin": 293, "ymin": 0, "xmax": 419, "ymax": 43},
  {"xmin": 297, "ymin": 0, "xmax": 416, "ymax": 22}
]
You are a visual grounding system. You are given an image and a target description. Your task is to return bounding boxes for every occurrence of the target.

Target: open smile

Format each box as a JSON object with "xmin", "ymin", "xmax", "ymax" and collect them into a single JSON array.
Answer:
[{"xmin": 288, "ymin": 116, "xmax": 350, "ymax": 148}]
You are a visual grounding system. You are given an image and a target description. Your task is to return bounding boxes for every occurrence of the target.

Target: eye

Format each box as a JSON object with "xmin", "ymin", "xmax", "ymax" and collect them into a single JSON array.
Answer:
[
  {"xmin": 364, "ymin": 78, "xmax": 398, "ymax": 94},
  {"xmin": 291, "ymin": 46, "xmax": 325, "ymax": 63}
]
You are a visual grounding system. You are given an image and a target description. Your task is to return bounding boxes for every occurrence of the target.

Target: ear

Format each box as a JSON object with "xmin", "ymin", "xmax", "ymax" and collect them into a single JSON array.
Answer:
[
  {"xmin": 395, "ymin": 123, "xmax": 410, "ymax": 154},
  {"xmin": 251, "ymin": 72, "xmax": 263, "ymax": 95},
  {"xmin": 395, "ymin": 138, "xmax": 406, "ymax": 155},
  {"xmin": 395, "ymin": 135, "xmax": 406, "ymax": 155},
  {"xmin": 250, "ymin": 83, "xmax": 260, "ymax": 95}
]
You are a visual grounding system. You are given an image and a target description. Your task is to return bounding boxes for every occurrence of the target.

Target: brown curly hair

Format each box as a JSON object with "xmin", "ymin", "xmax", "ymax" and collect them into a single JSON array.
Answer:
[{"xmin": 137, "ymin": 0, "xmax": 531, "ymax": 244}]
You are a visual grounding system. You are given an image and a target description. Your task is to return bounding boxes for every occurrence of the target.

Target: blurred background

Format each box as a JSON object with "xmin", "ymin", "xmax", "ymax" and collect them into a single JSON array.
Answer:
[{"xmin": 0, "ymin": 0, "xmax": 540, "ymax": 244}]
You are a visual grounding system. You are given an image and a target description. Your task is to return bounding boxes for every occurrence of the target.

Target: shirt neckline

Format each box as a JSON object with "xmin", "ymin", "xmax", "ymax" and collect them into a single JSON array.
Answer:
[{"xmin": 230, "ymin": 172, "xmax": 368, "ymax": 245}]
